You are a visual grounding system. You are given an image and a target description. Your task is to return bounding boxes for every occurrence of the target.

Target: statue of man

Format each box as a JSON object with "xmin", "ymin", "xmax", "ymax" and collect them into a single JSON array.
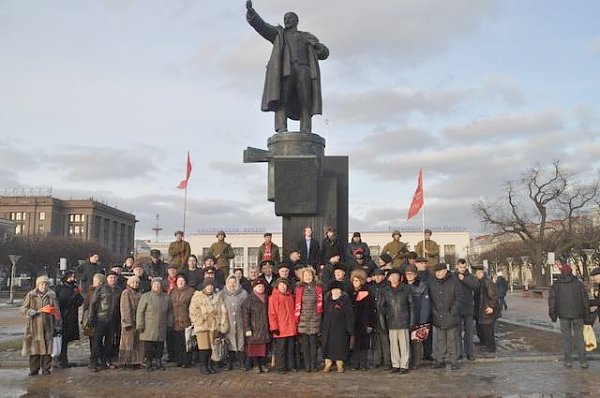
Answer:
[{"xmin": 246, "ymin": 1, "xmax": 329, "ymax": 134}]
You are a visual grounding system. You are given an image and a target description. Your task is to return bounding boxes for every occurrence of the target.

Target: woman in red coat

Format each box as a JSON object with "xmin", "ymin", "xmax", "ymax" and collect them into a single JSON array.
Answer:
[{"xmin": 268, "ymin": 278, "xmax": 297, "ymax": 373}]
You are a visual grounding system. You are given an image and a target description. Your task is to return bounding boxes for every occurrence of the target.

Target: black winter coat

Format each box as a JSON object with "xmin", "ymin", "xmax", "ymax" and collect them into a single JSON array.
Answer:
[
  {"xmin": 297, "ymin": 238, "xmax": 320, "ymax": 267},
  {"xmin": 242, "ymin": 293, "xmax": 271, "ymax": 345},
  {"xmin": 549, "ymin": 273, "xmax": 590, "ymax": 322},
  {"xmin": 452, "ymin": 271, "xmax": 479, "ymax": 316},
  {"xmin": 476, "ymin": 276, "xmax": 500, "ymax": 325},
  {"xmin": 56, "ymin": 281, "xmax": 84, "ymax": 342},
  {"xmin": 321, "ymin": 292, "xmax": 354, "ymax": 360},
  {"xmin": 348, "ymin": 259, "xmax": 378, "ymax": 276},
  {"xmin": 428, "ymin": 275, "xmax": 462, "ymax": 329},
  {"xmin": 351, "ymin": 288, "xmax": 376, "ymax": 350},
  {"xmin": 408, "ymin": 280, "xmax": 431, "ymax": 325},
  {"xmin": 320, "ymin": 237, "xmax": 345, "ymax": 263},
  {"xmin": 345, "ymin": 241, "xmax": 370, "ymax": 261},
  {"xmin": 379, "ymin": 283, "xmax": 415, "ymax": 330}
]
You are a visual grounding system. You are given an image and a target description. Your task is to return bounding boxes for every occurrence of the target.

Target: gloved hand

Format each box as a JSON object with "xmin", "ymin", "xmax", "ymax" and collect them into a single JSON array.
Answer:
[
  {"xmin": 366, "ymin": 327, "xmax": 373, "ymax": 334},
  {"xmin": 272, "ymin": 329, "xmax": 280, "ymax": 336},
  {"xmin": 27, "ymin": 309, "xmax": 38, "ymax": 318},
  {"xmin": 245, "ymin": 330, "xmax": 253, "ymax": 337}
]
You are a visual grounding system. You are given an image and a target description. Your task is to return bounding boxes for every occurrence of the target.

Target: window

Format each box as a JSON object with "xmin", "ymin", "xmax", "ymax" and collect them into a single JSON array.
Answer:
[
  {"xmin": 444, "ymin": 244, "xmax": 456, "ymax": 265},
  {"xmin": 10, "ymin": 212, "xmax": 26, "ymax": 221},
  {"xmin": 233, "ymin": 247, "xmax": 244, "ymax": 269},
  {"xmin": 248, "ymin": 247, "xmax": 259, "ymax": 268},
  {"xmin": 69, "ymin": 214, "xmax": 85, "ymax": 223},
  {"xmin": 39, "ymin": 212, "xmax": 46, "ymax": 221},
  {"xmin": 15, "ymin": 224, "xmax": 23, "ymax": 235},
  {"xmin": 69, "ymin": 213, "xmax": 86, "ymax": 237}
]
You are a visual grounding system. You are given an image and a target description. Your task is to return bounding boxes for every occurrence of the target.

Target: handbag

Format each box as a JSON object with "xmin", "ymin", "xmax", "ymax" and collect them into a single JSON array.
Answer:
[
  {"xmin": 583, "ymin": 324, "xmax": 597, "ymax": 352},
  {"xmin": 410, "ymin": 324, "xmax": 430, "ymax": 343},
  {"xmin": 211, "ymin": 335, "xmax": 229, "ymax": 362},
  {"xmin": 51, "ymin": 335, "xmax": 62, "ymax": 358},
  {"xmin": 185, "ymin": 325, "xmax": 197, "ymax": 353}
]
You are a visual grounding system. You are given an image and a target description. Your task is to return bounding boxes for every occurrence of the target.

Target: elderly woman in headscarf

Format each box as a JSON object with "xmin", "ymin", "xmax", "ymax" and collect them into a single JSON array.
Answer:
[
  {"xmin": 136, "ymin": 277, "xmax": 173, "ymax": 371},
  {"xmin": 119, "ymin": 275, "xmax": 143, "ymax": 368},
  {"xmin": 221, "ymin": 274, "xmax": 248, "ymax": 370},
  {"xmin": 189, "ymin": 278, "xmax": 229, "ymax": 375},
  {"xmin": 21, "ymin": 275, "xmax": 62, "ymax": 376},
  {"xmin": 81, "ymin": 273, "xmax": 106, "ymax": 369}
]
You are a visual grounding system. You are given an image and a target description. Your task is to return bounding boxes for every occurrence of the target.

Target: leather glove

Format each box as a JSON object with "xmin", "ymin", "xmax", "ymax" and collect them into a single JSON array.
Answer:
[
  {"xmin": 272, "ymin": 329, "xmax": 280, "ymax": 336},
  {"xmin": 27, "ymin": 309, "xmax": 38, "ymax": 318}
]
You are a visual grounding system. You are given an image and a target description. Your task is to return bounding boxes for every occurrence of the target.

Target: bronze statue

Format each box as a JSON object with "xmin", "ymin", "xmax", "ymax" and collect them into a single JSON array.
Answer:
[{"xmin": 246, "ymin": 1, "xmax": 329, "ymax": 133}]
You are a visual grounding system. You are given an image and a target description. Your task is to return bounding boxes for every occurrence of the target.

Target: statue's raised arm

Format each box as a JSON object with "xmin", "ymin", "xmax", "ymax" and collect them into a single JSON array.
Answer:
[{"xmin": 245, "ymin": 2, "xmax": 328, "ymax": 134}]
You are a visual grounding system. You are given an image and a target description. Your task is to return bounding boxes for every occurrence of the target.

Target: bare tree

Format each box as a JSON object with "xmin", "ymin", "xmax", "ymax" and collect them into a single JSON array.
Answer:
[{"xmin": 474, "ymin": 160, "xmax": 600, "ymax": 287}]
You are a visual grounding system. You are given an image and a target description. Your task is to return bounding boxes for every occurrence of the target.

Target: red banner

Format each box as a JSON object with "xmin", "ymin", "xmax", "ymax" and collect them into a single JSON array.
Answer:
[{"xmin": 407, "ymin": 168, "xmax": 423, "ymax": 220}]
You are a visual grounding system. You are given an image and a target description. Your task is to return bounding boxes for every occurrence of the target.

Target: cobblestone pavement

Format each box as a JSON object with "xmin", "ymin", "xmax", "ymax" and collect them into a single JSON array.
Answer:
[{"xmin": 1, "ymin": 360, "xmax": 598, "ymax": 398}]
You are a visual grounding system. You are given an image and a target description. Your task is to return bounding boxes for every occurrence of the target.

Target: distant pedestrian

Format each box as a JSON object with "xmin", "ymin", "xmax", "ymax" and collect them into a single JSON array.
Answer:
[
  {"xmin": 589, "ymin": 267, "xmax": 600, "ymax": 324},
  {"xmin": 548, "ymin": 264, "xmax": 590, "ymax": 368},
  {"xmin": 495, "ymin": 272, "xmax": 508, "ymax": 311}
]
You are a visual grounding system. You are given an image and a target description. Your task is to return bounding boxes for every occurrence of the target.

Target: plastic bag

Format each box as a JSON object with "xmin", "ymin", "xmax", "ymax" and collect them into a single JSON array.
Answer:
[
  {"xmin": 211, "ymin": 336, "xmax": 229, "ymax": 362},
  {"xmin": 51, "ymin": 335, "xmax": 62, "ymax": 357},
  {"xmin": 583, "ymin": 324, "xmax": 597, "ymax": 352}
]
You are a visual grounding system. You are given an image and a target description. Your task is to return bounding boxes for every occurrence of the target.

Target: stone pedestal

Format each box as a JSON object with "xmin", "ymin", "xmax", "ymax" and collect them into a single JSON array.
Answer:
[{"xmin": 244, "ymin": 132, "xmax": 348, "ymax": 258}]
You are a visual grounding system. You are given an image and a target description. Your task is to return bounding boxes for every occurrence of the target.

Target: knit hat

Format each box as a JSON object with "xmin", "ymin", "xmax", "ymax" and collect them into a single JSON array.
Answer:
[
  {"xmin": 35, "ymin": 275, "xmax": 50, "ymax": 285},
  {"xmin": 274, "ymin": 278, "xmax": 290, "ymax": 288},
  {"xmin": 560, "ymin": 264, "xmax": 572, "ymax": 274},
  {"xmin": 252, "ymin": 278, "xmax": 268, "ymax": 288}
]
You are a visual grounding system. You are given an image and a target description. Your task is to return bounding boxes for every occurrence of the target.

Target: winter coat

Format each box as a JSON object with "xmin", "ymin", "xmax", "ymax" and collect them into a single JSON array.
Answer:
[
  {"xmin": 320, "ymin": 237, "xmax": 344, "ymax": 264},
  {"xmin": 347, "ymin": 258, "xmax": 378, "ymax": 276},
  {"xmin": 379, "ymin": 283, "xmax": 415, "ymax": 330},
  {"xmin": 321, "ymin": 292, "xmax": 354, "ymax": 360},
  {"xmin": 428, "ymin": 275, "xmax": 462, "ymax": 329},
  {"xmin": 221, "ymin": 286, "xmax": 248, "ymax": 351},
  {"xmin": 242, "ymin": 293, "xmax": 271, "ymax": 345},
  {"xmin": 345, "ymin": 241, "xmax": 371, "ymax": 261},
  {"xmin": 208, "ymin": 241, "xmax": 235, "ymax": 270},
  {"xmin": 145, "ymin": 260, "xmax": 167, "ymax": 280},
  {"xmin": 89, "ymin": 284, "xmax": 121, "ymax": 323},
  {"xmin": 351, "ymin": 288, "xmax": 376, "ymax": 350},
  {"xmin": 452, "ymin": 271, "xmax": 479, "ymax": 316},
  {"xmin": 268, "ymin": 288, "xmax": 297, "ymax": 337},
  {"xmin": 189, "ymin": 290, "xmax": 229, "ymax": 334},
  {"xmin": 496, "ymin": 276, "xmax": 508, "ymax": 298},
  {"xmin": 119, "ymin": 286, "xmax": 142, "ymax": 362},
  {"xmin": 21, "ymin": 288, "xmax": 62, "ymax": 356},
  {"xmin": 258, "ymin": 242, "xmax": 281, "ymax": 264},
  {"xmin": 408, "ymin": 280, "xmax": 431, "ymax": 325},
  {"xmin": 169, "ymin": 286, "xmax": 195, "ymax": 332},
  {"xmin": 369, "ymin": 280, "xmax": 389, "ymax": 332},
  {"xmin": 136, "ymin": 291, "xmax": 173, "ymax": 342},
  {"xmin": 294, "ymin": 282, "xmax": 323, "ymax": 334},
  {"xmin": 549, "ymin": 273, "xmax": 591, "ymax": 322},
  {"xmin": 167, "ymin": 240, "xmax": 191, "ymax": 270},
  {"xmin": 476, "ymin": 276, "xmax": 500, "ymax": 325},
  {"xmin": 56, "ymin": 281, "xmax": 84, "ymax": 342},
  {"xmin": 184, "ymin": 268, "xmax": 204, "ymax": 291},
  {"xmin": 76, "ymin": 262, "xmax": 105, "ymax": 295},
  {"xmin": 297, "ymin": 238, "xmax": 320, "ymax": 267}
]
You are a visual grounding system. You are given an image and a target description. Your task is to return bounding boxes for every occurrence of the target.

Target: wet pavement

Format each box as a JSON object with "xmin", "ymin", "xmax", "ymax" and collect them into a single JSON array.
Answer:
[{"xmin": 0, "ymin": 360, "xmax": 598, "ymax": 398}]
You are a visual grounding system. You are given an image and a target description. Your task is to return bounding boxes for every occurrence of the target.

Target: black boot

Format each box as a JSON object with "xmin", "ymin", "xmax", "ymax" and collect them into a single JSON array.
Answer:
[
  {"xmin": 207, "ymin": 351, "xmax": 217, "ymax": 374},
  {"xmin": 199, "ymin": 351, "xmax": 210, "ymax": 375},
  {"xmin": 157, "ymin": 358, "xmax": 165, "ymax": 371},
  {"xmin": 239, "ymin": 351, "xmax": 249, "ymax": 371},
  {"xmin": 226, "ymin": 351, "xmax": 234, "ymax": 371}
]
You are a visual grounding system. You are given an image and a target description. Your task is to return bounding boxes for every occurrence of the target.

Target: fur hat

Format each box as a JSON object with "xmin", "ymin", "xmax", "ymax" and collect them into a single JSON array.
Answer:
[
  {"xmin": 329, "ymin": 280, "xmax": 346, "ymax": 291},
  {"xmin": 432, "ymin": 263, "xmax": 447, "ymax": 272},
  {"xmin": 350, "ymin": 269, "xmax": 367, "ymax": 284}
]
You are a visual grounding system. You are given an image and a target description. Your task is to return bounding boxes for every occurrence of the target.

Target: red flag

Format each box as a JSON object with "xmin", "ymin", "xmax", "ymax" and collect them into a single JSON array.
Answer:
[
  {"xmin": 177, "ymin": 152, "xmax": 192, "ymax": 189},
  {"xmin": 407, "ymin": 168, "xmax": 424, "ymax": 220}
]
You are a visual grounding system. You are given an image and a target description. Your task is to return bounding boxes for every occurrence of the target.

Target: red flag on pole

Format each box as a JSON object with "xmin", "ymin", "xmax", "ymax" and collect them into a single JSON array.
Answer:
[
  {"xmin": 407, "ymin": 168, "xmax": 424, "ymax": 220},
  {"xmin": 177, "ymin": 152, "xmax": 192, "ymax": 189}
]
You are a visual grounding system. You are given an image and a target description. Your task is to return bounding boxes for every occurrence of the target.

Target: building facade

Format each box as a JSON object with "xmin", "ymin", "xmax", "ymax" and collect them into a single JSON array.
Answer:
[{"xmin": 0, "ymin": 196, "xmax": 137, "ymax": 257}]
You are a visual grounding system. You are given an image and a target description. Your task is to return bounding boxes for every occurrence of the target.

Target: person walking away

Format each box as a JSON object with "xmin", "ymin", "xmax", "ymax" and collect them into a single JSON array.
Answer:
[
  {"xmin": 548, "ymin": 264, "xmax": 591, "ymax": 368},
  {"xmin": 495, "ymin": 272, "xmax": 508, "ymax": 311}
]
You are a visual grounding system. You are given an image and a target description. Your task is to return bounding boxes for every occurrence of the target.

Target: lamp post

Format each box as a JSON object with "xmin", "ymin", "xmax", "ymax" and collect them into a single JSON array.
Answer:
[
  {"xmin": 8, "ymin": 255, "xmax": 21, "ymax": 304},
  {"xmin": 520, "ymin": 255, "xmax": 529, "ymax": 289},
  {"xmin": 506, "ymin": 257, "xmax": 514, "ymax": 293}
]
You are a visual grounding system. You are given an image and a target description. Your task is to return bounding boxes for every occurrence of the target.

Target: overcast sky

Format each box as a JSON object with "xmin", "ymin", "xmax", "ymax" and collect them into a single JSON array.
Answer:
[{"xmin": 1, "ymin": 0, "xmax": 599, "ymax": 240}]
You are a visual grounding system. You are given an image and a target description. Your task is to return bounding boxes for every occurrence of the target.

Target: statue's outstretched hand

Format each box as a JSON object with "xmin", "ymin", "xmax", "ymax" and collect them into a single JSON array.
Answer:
[{"xmin": 246, "ymin": 1, "xmax": 253, "ymax": 11}]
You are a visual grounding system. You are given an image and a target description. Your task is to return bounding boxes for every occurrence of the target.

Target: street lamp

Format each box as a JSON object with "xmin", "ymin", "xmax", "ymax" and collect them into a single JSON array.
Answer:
[
  {"xmin": 8, "ymin": 254, "xmax": 21, "ymax": 304},
  {"xmin": 506, "ymin": 257, "xmax": 514, "ymax": 293},
  {"xmin": 520, "ymin": 256, "xmax": 529, "ymax": 289}
]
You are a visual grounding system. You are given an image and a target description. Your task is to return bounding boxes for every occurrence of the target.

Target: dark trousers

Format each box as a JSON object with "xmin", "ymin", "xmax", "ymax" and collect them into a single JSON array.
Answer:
[
  {"xmin": 93, "ymin": 320, "xmax": 116, "ymax": 365},
  {"xmin": 423, "ymin": 330, "xmax": 433, "ymax": 360},
  {"xmin": 29, "ymin": 355, "xmax": 51, "ymax": 374},
  {"xmin": 433, "ymin": 326, "xmax": 458, "ymax": 364},
  {"xmin": 410, "ymin": 341, "xmax": 423, "ymax": 368},
  {"xmin": 479, "ymin": 323, "xmax": 496, "ymax": 352},
  {"xmin": 273, "ymin": 336, "xmax": 295, "ymax": 371},
  {"xmin": 143, "ymin": 341, "xmax": 164, "ymax": 361},
  {"xmin": 559, "ymin": 318, "xmax": 587, "ymax": 364},
  {"xmin": 458, "ymin": 315, "xmax": 474, "ymax": 357},
  {"xmin": 166, "ymin": 329, "xmax": 176, "ymax": 361},
  {"xmin": 351, "ymin": 349, "xmax": 369, "ymax": 369},
  {"xmin": 371, "ymin": 330, "xmax": 391, "ymax": 367},
  {"xmin": 298, "ymin": 334, "xmax": 318, "ymax": 370},
  {"xmin": 59, "ymin": 334, "xmax": 69, "ymax": 366},
  {"xmin": 172, "ymin": 330, "xmax": 191, "ymax": 366}
]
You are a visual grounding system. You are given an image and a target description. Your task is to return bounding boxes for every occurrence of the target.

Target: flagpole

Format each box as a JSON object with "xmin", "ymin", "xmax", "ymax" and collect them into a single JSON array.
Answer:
[
  {"xmin": 421, "ymin": 168, "xmax": 425, "ymax": 259},
  {"xmin": 183, "ymin": 184, "xmax": 188, "ymax": 236}
]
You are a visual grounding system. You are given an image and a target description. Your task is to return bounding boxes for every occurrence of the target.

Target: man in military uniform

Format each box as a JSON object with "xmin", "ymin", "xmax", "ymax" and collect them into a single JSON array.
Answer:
[
  {"xmin": 381, "ymin": 230, "xmax": 409, "ymax": 269},
  {"xmin": 168, "ymin": 230, "xmax": 191, "ymax": 271},
  {"xmin": 208, "ymin": 231, "xmax": 235, "ymax": 276},
  {"xmin": 415, "ymin": 229, "xmax": 440, "ymax": 268}
]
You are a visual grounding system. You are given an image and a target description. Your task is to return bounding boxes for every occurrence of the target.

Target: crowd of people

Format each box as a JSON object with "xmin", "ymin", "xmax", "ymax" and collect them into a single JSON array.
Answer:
[{"xmin": 19, "ymin": 228, "xmax": 599, "ymax": 377}]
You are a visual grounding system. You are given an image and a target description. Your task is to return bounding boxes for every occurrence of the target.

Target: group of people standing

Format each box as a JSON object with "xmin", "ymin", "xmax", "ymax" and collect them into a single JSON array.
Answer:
[{"xmin": 21, "ymin": 227, "xmax": 507, "ymax": 377}]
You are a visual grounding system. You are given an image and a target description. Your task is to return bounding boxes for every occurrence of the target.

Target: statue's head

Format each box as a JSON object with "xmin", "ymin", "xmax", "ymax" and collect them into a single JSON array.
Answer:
[{"xmin": 284, "ymin": 12, "xmax": 298, "ymax": 29}]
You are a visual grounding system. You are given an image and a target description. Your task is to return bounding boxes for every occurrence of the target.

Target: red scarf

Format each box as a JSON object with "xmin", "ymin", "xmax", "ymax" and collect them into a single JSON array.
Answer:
[{"xmin": 263, "ymin": 243, "xmax": 272, "ymax": 261}]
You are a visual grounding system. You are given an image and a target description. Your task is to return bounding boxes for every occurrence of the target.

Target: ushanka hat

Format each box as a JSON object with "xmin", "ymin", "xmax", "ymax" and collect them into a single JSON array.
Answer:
[{"xmin": 432, "ymin": 263, "xmax": 447, "ymax": 272}]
